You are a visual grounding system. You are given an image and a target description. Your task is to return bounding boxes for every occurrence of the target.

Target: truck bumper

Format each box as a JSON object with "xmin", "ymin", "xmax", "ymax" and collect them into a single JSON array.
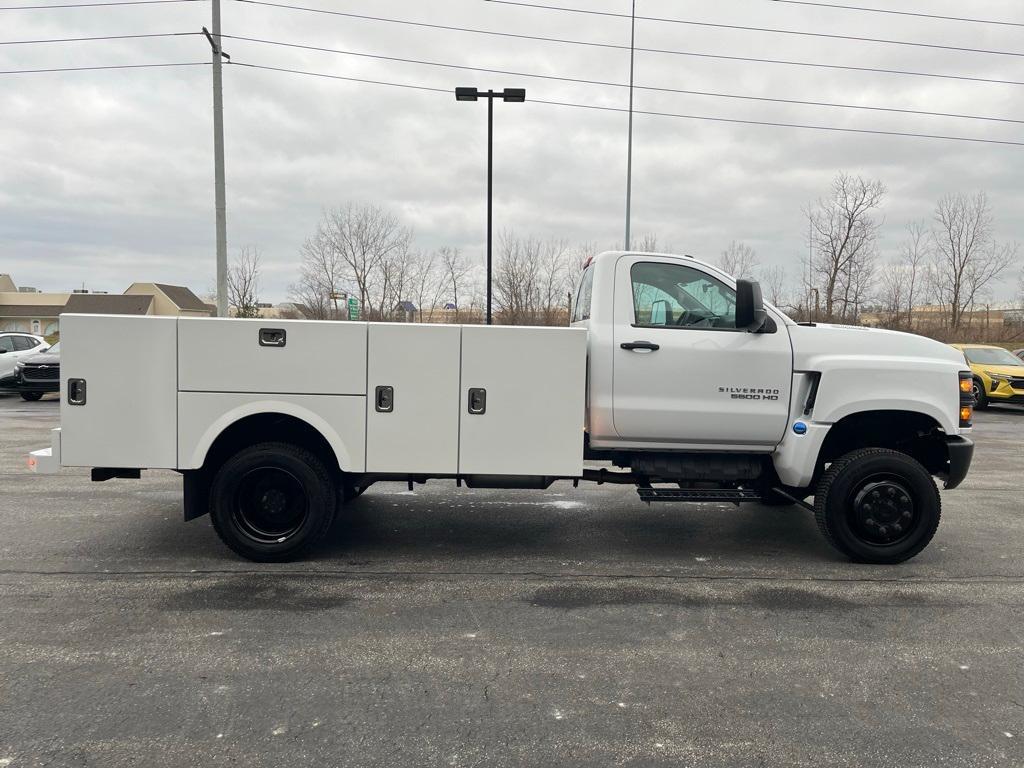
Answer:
[
  {"xmin": 28, "ymin": 428, "xmax": 62, "ymax": 474},
  {"xmin": 944, "ymin": 435, "xmax": 973, "ymax": 490}
]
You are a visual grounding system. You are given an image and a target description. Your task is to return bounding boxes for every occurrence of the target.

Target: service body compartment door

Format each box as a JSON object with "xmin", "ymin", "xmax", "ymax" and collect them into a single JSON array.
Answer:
[
  {"xmin": 459, "ymin": 326, "xmax": 587, "ymax": 476},
  {"xmin": 366, "ymin": 324, "xmax": 461, "ymax": 474},
  {"xmin": 60, "ymin": 314, "xmax": 178, "ymax": 468},
  {"xmin": 178, "ymin": 318, "xmax": 367, "ymax": 395}
]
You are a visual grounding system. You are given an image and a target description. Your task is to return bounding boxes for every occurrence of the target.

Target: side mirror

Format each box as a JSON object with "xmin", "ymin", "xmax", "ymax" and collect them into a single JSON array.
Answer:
[
  {"xmin": 735, "ymin": 279, "xmax": 768, "ymax": 332},
  {"xmin": 650, "ymin": 299, "xmax": 669, "ymax": 326}
]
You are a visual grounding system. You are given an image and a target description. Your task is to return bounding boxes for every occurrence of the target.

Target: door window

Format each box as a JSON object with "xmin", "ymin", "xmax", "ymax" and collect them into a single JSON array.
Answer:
[
  {"xmin": 12, "ymin": 336, "xmax": 36, "ymax": 351},
  {"xmin": 631, "ymin": 262, "xmax": 737, "ymax": 329},
  {"xmin": 0, "ymin": 336, "xmax": 13, "ymax": 353}
]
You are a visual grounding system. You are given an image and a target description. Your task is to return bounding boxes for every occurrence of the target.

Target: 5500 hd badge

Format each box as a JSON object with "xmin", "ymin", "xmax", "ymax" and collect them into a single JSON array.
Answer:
[{"xmin": 719, "ymin": 387, "xmax": 781, "ymax": 401}]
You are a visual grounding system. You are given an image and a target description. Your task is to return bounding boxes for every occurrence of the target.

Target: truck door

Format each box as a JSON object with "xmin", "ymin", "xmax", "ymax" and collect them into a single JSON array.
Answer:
[{"xmin": 612, "ymin": 255, "xmax": 792, "ymax": 448}]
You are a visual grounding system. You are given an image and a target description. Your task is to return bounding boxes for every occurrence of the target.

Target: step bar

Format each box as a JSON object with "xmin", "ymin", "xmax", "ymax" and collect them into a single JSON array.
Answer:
[{"xmin": 636, "ymin": 487, "xmax": 762, "ymax": 504}]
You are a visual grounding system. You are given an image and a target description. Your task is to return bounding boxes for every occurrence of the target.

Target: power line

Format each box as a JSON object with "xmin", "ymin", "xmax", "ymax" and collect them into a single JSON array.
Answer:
[
  {"xmin": 223, "ymin": 35, "xmax": 1024, "ymax": 125},
  {"xmin": 0, "ymin": 61, "xmax": 208, "ymax": 73},
  {"xmin": 0, "ymin": 32, "xmax": 198, "ymax": 44},
  {"xmin": 230, "ymin": 61, "xmax": 1024, "ymax": 148},
  {"xmin": 767, "ymin": 0, "xmax": 1024, "ymax": 28},
  {"xmin": 482, "ymin": 0, "xmax": 1024, "ymax": 58},
  {"xmin": 0, "ymin": 0, "xmax": 201, "ymax": 9},
  {"xmin": 232, "ymin": 1, "xmax": 1024, "ymax": 88}
]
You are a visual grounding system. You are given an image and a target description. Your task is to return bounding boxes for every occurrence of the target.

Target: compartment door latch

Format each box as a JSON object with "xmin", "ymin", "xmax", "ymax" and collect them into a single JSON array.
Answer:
[
  {"xmin": 259, "ymin": 328, "xmax": 286, "ymax": 347},
  {"xmin": 68, "ymin": 378, "xmax": 87, "ymax": 406},
  {"xmin": 468, "ymin": 388, "xmax": 486, "ymax": 415},
  {"xmin": 375, "ymin": 385, "xmax": 394, "ymax": 413}
]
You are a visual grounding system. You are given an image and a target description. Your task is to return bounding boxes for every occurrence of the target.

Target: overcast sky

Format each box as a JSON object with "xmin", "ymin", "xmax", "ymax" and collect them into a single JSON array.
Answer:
[{"xmin": 1, "ymin": 0, "xmax": 1022, "ymax": 303}]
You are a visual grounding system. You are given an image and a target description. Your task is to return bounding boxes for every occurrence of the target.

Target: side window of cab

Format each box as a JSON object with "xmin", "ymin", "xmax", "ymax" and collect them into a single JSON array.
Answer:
[
  {"xmin": 572, "ymin": 265, "xmax": 594, "ymax": 322},
  {"xmin": 631, "ymin": 262, "xmax": 738, "ymax": 330}
]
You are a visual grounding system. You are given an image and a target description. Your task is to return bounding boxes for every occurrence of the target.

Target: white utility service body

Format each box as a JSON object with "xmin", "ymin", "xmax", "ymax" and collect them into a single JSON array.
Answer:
[{"xmin": 30, "ymin": 251, "xmax": 974, "ymax": 564}]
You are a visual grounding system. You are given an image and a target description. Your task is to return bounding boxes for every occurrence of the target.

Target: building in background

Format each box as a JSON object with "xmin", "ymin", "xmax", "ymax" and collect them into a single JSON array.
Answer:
[{"xmin": 0, "ymin": 276, "xmax": 211, "ymax": 336}]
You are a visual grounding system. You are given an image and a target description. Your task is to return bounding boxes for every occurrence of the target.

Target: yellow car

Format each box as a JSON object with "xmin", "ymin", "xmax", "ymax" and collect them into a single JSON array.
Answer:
[{"xmin": 952, "ymin": 344, "xmax": 1024, "ymax": 409}]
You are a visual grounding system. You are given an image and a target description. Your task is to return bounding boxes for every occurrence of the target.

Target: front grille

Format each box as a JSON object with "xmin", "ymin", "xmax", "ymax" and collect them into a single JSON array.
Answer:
[
  {"xmin": 22, "ymin": 365, "xmax": 59, "ymax": 382},
  {"xmin": 1010, "ymin": 377, "xmax": 1024, "ymax": 390}
]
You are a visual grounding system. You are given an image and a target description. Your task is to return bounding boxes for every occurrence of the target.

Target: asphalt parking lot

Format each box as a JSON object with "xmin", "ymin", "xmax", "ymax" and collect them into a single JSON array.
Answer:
[{"xmin": 0, "ymin": 394, "xmax": 1021, "ymax": 767}]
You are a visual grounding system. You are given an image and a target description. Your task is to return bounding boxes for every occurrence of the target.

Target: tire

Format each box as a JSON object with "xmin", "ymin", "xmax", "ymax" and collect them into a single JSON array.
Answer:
[
  {"xmin": 20, "ymin": 391, "xmax": 43, "ymax": 401},
  {"xmin": 972, "ymin": 378, "xmax": 989, "ymax": 410},
  {"xmin": 209, "ymin": 442, "xmax": 337, "ymax": 562},
  {"xmin": 814, "ymin": 448, "xmax": 941, "ymax": 564}
]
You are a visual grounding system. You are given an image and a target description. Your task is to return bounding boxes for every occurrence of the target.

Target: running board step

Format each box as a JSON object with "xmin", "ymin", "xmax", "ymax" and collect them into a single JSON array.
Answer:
[{"xmin": 637, "ymin": 488, "xmax": 762, "ymax": 504}]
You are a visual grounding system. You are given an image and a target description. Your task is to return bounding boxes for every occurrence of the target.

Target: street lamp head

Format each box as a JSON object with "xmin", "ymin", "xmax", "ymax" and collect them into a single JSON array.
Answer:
[
  {"xmin": 502, "ymin": 88, "xmax": 526, "ymax": 103},
  {"xmin": 455, "ymin": 87, "xmax": 479, "ymax": 102}
]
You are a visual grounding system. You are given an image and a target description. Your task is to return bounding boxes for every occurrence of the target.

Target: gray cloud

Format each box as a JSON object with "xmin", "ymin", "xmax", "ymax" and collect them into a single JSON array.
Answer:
[{"xmin": 2, "ymin": 0, "xmax": 1022, "ymax": 301}]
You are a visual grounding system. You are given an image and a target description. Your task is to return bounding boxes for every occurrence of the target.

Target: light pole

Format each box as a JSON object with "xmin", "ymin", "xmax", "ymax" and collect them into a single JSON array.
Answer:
[{"xmin": 455, "ymin": 86, "xmax": 526, "ymax": 325}]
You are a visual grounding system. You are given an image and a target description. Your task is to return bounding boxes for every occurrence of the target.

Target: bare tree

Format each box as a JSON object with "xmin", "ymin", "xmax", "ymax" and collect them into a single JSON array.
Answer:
[
  {"xmin": 635, "ymin": 233, "xmax": 662, "ymax": 253},
  {"xmin": 407, "ymin": 249, "xmax": 447, "ymax": 323},
  {"xmin": 292, "ymin": 219, "xmax": 348, "ymax": 319},
  {"xmin": 806, "ymin": 173, "xmax": 886, "ymax": 322},
  {"xmin": 719, "ymin": 241, "xmax": 759, "ymax": 278},
  {"xmin": 537, "ymin": 238, "xmax": 571, "ymax": 325},
  {"xmin": 439, "ymin": 246, "xmax": 471, "ymax": 322},
  {"xmin": 227, "ymin": 246, "xmax": 262, "ymax": 318},
  {"xmin": 761, "ymin": 264, "xmax": 788, "ymax": 308},
  {"xmin": 494, "ymin": 232, "xmax": 541, "ymax": 325},
  {"xmin": 931, "ymin": 191, "xmax": 1018, "ymax": 330}
]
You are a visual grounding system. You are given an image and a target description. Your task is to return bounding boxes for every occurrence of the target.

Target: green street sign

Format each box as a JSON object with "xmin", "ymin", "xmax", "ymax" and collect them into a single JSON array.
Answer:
[{"xmin": 347, "ymin": 297, "xmax": 360, "ymax": 321}]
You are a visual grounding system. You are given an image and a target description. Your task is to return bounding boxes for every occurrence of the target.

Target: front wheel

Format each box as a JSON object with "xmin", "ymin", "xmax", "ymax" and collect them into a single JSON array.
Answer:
[
  {"xmin": 209, "ymin": 442, "xmax": 337, "ymax": 562},
  {"xmin": 814, "ymin": 448, "xmax": 941, "ymax": 564},
  {"xmin": 20, "ymin": 391, "xmax": 43, "ymax": 401}
]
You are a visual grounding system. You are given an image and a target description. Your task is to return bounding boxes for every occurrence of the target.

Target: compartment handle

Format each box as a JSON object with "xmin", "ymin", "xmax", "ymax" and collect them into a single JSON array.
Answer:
[
  {"xmin": 468, "ymin": 388, "xmax": 486, "ymax": 415},
  {"xmin": 68, "ymin": 378, "xmax": 87, "ymax": 406},
  {"xmin": 375, "ymin": 385, "xmax": 394, "ymax": 413},
  {"xmin": 259, "ymin": 328, "xmax": 286, "ymax": 347}
]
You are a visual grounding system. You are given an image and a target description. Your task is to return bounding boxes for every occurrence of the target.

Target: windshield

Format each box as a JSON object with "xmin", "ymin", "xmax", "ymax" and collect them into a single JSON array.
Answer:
[
  {"xmin": 44, "ymin": 342, "xmax": 60, "ymax": 355},
  {"xmin": 963, "ymin": 347, "xmax": 1022, "ymax": 367}
]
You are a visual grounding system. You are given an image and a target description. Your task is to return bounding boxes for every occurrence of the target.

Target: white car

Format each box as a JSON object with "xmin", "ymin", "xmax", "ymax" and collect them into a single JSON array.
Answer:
[{"xmin": 0, "ymin": 332, "xmax": 49, "ymax": 389}]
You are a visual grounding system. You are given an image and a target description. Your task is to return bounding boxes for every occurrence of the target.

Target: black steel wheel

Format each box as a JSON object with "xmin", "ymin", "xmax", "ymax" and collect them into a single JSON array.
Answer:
[
  {"xmin": 814, "ymin": 448, "xmax": 940, "ymax": 564},
  {"xmin": 209, "ymin": 442, "xmax": 336, "ymax": 562}
]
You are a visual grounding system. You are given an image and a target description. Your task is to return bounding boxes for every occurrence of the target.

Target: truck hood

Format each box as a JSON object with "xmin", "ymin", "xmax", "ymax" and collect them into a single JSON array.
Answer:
[{"xmin": 790, "ymin": 323, "xmax": 966, "ymax": 370}]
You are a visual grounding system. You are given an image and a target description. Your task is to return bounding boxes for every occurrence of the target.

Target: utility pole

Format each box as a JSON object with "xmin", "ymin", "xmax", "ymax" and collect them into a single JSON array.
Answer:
[
  {"xmin": 624, "ymin": 0, "xmax": 636, "ymax": 251},
  {"xmin": 203, "ymin": 2, "xmax": 229, "ymax": 318}
]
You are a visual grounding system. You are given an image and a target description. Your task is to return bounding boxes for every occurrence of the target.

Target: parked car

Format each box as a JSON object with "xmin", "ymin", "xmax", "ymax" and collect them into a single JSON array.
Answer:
[
  {"xmin": 0, "ymin": 332, "xmax": 48, "ymax": 390},
  {"xmin": 15, "ymin": 342, "xmax": 60, "ymax": 401},
  {"xmin": 951, "ymin": 343, "xmax": 1024, "ymax": 409}
]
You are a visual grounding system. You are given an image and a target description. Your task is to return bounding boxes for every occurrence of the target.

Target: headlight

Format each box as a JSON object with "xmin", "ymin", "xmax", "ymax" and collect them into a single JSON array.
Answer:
[
  {"xmin": 13, "ymin": 363, "xmax": 23, "ymax": 373},
  {"xmin": 989, "ymin": 373, "xmax": 1011, "ymax": 381}
]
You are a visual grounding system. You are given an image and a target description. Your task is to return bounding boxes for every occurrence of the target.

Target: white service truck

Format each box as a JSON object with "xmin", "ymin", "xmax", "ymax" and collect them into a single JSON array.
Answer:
[{"xmin": 29, "ymin": 251, "xmax": 975, "ymax": 564}]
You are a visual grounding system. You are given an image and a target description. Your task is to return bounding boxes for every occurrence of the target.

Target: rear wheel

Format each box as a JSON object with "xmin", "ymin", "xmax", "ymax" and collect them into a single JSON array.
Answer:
[
  {"xmin": 20, "ymin": 391, "xmax": 43, "ymax": 401},
  {"xmin": 209, "ymin": 442, "xmax": 336, "ymax": 562},
  {"xmin": 814, "ymin": 448, "xmax": 940, "ymax": 564},
  {"xmin": 972, "ymin": 378, "xmax": 989, "ymax": 409}
]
